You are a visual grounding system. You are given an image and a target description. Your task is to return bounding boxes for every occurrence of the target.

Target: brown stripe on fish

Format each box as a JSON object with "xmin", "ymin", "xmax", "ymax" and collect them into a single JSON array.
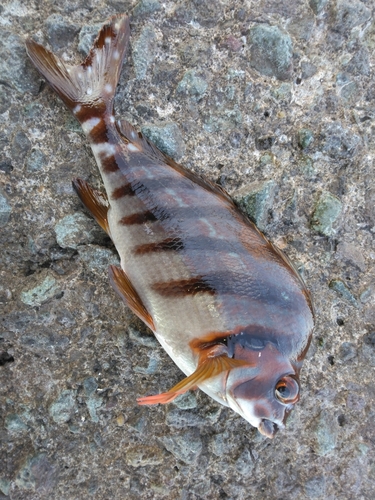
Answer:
[
  {"xmin": 134, "ymin": 237, "xmax": 184, "ymax": 254},
  {"xmin": 73, "ymin": 102, "xmax": 106, "ymax": 122},
  {"xmin": 91, "ymin": 144, "xmax": 119, "ymax": 173},
  {"xmin": 111, "ymin": 182, "xmax": 136, "ymax": 199},
  {"xmin": 152, "ymin": 277, "xmax": 216, "ymax": 297},
  {"xmin": 119, "ymin": 210, "xmax": 158, "ymax": 225},
  {"xmin": 82, "ymin": 117, "xmax": 110, "ymax": 143}
]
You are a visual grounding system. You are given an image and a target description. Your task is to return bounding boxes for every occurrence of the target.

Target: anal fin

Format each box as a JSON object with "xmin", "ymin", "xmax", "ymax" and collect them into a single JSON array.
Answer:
[
  {"xmin": 72, "ymin": 178, "xmax": 110, "ymax": 234},
  {"xmin": 137, "ymin": 350, "xmax": 249, "ymax": 405},
  {"xmin": 108, "ymin": 265, "xmax": 155, "ymax": 331}
]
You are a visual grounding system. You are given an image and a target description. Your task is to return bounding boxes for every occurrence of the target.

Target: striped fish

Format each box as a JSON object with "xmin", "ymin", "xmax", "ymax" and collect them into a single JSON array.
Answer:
[{"xmin": 26, "ymin": 14, "xmax": 314, "ymax": 438}]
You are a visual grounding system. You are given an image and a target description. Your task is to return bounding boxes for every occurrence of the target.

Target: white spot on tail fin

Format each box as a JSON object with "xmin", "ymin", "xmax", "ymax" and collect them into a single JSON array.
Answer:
[
  {"xmin": 109, "ymin": 116, "xmax": 115, "ymax": 123},
  {"xmin": 105, "ymin": 37, "xmax": 111, "ymax": 44},
  {"xmin": 92, "ymin": 142, "xmax": 117, "ymax": 158},
  {"xmin": 87, "ymin": 66, "xmax": 92, "ymax": 74},
  {"xmin": 87, "ymin": 88, "xmax": 92, "ymax": 95},
  {"xmin": 73, "ymin": 105, "xmax": 82, "ymax": 115},
  {"xmin": 104, "ymin": 83, "xmax": 113, "ymax": 93},
  {"xmin": 127, "ymin": 143, "xmax": 140, "ymax": 152},
  {"xmin": 82, "ymin": 117, "xmax": 102, "ymax": 134}
]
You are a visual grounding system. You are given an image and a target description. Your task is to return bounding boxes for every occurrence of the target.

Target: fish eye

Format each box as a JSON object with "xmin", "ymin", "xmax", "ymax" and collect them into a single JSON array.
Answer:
[{"xmin": 275, "ymin": 377, "xmax": 299, "ymax": 404}]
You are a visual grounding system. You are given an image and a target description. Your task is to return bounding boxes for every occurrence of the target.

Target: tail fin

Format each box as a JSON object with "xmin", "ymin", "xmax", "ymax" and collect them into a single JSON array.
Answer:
[{"xmin": 25, "ymin": 14, "xmax": 130, "ymax": 116}]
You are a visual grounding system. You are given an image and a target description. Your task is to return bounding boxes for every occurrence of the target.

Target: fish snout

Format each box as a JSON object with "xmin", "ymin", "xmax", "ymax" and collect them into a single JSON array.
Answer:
[{"xmin": 258, "ymin": 418, "xmax": 281, "ymax": 438}]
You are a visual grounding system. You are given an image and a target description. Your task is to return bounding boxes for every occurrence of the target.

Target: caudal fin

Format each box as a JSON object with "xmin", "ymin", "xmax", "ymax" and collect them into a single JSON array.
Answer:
[{"xmin": 25, "ymin": 14, "xmax": 130, "ymax": 116}]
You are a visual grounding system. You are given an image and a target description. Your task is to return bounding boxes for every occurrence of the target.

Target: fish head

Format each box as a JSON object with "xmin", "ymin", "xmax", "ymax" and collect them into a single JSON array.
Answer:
[{"xmin": 225, "ymin": 342, "xmax": 301, "ymax": 438}]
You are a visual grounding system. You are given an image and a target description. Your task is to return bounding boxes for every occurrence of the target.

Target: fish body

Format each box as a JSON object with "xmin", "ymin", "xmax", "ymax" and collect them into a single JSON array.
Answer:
[{"xmin": 26, "ymin": 14, "xmax": 314, "ymax": 438}]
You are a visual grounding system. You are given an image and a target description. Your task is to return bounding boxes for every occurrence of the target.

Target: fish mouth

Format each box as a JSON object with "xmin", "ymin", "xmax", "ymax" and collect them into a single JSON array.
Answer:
[{"xmin": 258, "ymin": 419, "xmax": 279, "ymax": 439}]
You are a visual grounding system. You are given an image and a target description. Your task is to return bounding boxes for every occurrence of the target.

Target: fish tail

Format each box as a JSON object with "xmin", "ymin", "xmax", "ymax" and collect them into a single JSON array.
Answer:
[{"xmin": 25, "ymin": 14, "xmax": 130, "ymax": 118}]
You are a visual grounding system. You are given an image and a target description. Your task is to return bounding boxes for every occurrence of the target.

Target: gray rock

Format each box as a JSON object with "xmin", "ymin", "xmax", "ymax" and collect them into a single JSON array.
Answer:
[
  {"xmin": 321, "ymin": 122, "xmax": 360, "ymax": 159},
  {"xmin": 311, "ymin": 191, "xmax": 342, "ymax": 236},
  {"xmin": 20, "ymin": 275, "xmax": 62, "ymax": 307},
  {"xmin": 132, "ymin": 25, "xmax": 157, "ymax": 80},
  {"xmin": 331, "ymin": 0, "xmax": 371, "ymax": 35},
  {"xmin": 309, "ymin": 0, "xmax": 328, "ymax": 15},
  {"xmin": 313, "ymin": 410, "xmax": 338, "ymax": 456},
  {"xmin": 125, "ymin": 445, "xmax": 165, "ymax": 467},
  {"xmin": 176, "ymin": 70, "xmax": 208, "ymax": 100},
  {"xmin": 133, "ymin": 0, "xmax": 161, "ymax": 17},
  {"xmin": 0, "ymin": 190, "xmax": 11, "ymax": 227},
  {"xmin": 301, "ymin": 61, "xmax": 318, "ymax": 79},
  {"xmin": 77, "ymin": 245, "xmax": 119, "ymax": 272},
  {"xmin": 45, "ymin": 14, "xmax": 80, "ymax": 51},
  {"xmin": 26, "ymin": 148, "xmax": 47, "ymax": 172},
  {"xmin": 0, "ymin": 478, "xmax": 10, "ymax": 496},
  {"xmin": 49, "ymin": 390, "xmax": 77, "ymax": 424},
  {"xmin": 0, "ymin": 31, "xmax": 40, "ymax": 94},
  {"xmin": 305, "ymin": 475, "xmax": 326, "ymax": 497},
  {"xmin": 249, "ymin": 25, "xmax": 293, "ymax": 81},
  {"xmin": 159, "ymin": 431, "xmax": 202, "ymax": 464},
  {"xmin": 166, "ymin": 408, "xmax": 207, "ymax": 428},
  {"xmin": 339, "ymin": 342, "xmax": 357, "ymax": 362},
  {"xmin": 235, "ymin": 448, "xmax": 254, "ymax": 476},
  {"xmin": 234, "ymin": 180, "xmax": 276, "ymax": 230},
  {"xmin": 4, "ymin": 414, "xmax": 28, "ymax": 433},
  {"xmin": 336, "ymin": 240, "xmax": 366, "ymax": 272},
  {"xmin": 298, "ymin": 128, "xmax": 314, "ymax": 149},
  {"xmin": 344, "ymin": 47, "xmax": 370, "ymax": 77},
  {"xmin": 78, "ymin": 23, "xmax": 103, "ymax": 56},
  {"xmin": 329, "ymin": 279, "xmax": 358, "ymax": 307},
  {"xmin": 55, "ymin": 212, "xmax": 101, "ymax": 249},
  {"xmin": 173, "ymin": 392, "xmax": 198, "ymax": 410},
  {"xmin": 141, "ymin": 122, "xmax": 185, "ymax": 159},
  {"xmin": 15, "ymin": 453, "xmax": 58, "ymax": 493},
  {"xmin": 11, "ymin": 130, "xmax": 31, "ymax": 163},
  {"xmin": 361, "ymin": 331, "xmax": 375, "ymax": 367}
]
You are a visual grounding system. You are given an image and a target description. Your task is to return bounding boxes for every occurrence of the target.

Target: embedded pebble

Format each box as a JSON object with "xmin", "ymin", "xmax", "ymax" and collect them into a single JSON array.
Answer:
[
  {"xmin": 125, "ymin": 445, "xmax": 165, "ymax": 467},
  {"xmin": 234, "ymin": 180, "xmax": 276, "ymax": 231},
  {"xmin": 0, "ymin": 190, "xmax": 11, "ymax": 227},
  {"xmin": 20, "ymin": 275, "xmax": 62, "ymax": 307},
  {"xmin": 132, "ymin": 25, "xmax": 157, "ymax": 80},
  {"xmin": 159, "ymin": 431, "xmax": 202, "ymax": 464},
  {"xmin": 49, "ymin": 390, "xmax": 77, "ymax": 424},
  {"xmin": 249, "ymin": 25, "xmax": 293, "ymax": 81},
  {"xmin": 5, "ymin": 414, "xmax": 28, "ymax": 433},
  {"xmin": 313, "ymin": 410, "xmax": 338, "ymax": 456},
  {"xmin": 15, "ymin": 453, "xmax": 57, "ymax": 492},
  {"xmin": 26, "ymin": 148, "xmax": 47, "ymax": 172},
  {"xmin": 329, "ymin": 279, "xmax": 358, "ymax": 307},
  {"xmin": 45, "ymin": 14, "xmax": 80, "ymax": 51},
  {"xmin": 133, "ymin": 0, "xmax": 161, "ymax": 17},
  {"xmin": 55, "ymin": 212, "xmax": 100, "ymax": 250},
  {"xmin": 311, "ymin": 191, "xmax": 342, "ymax": 236},
  {"xmin": 78, "ymin": 23, "xmax": 102, "ymax": 56},
  {"xmin": 176, "ymin": 69, "xmax": 208, "ymax": 100},
  {"xmin": 77, "ymin": 245, "xmax": 119, "ymax": 273},
  {"xmin": 141, "ymin": 122, "xmax": 185, "ymax": 159}
]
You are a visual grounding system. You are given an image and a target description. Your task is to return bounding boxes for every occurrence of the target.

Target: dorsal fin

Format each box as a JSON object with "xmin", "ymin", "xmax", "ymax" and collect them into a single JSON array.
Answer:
[{"xmin": 116, "ymin": 119, "xmax": 236, "ymax": 205}]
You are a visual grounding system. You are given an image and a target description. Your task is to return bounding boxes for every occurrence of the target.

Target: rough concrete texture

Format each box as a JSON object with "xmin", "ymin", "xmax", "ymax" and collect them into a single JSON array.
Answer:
[{"xmin": 1, "ymin": 0, "xmax": 375, "ymax": 499}]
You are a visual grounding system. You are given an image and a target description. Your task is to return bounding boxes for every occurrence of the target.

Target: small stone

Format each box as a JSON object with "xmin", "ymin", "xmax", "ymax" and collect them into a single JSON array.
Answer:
[
  {"xmin": 55, "ymin": 212, "xmax": 101, "ymax": 250},
  {"xmin": 159, "ymin": 431, "xmax": 202, "ymax": 464},
  {"xmin": 49, "ymin": 389, "xmax": 77, "ymax": 424},
  {"xmin": 311, "ymin": 191, "xmax": 342, "ymax": 236},
  {"xmin": 116, "ymin": 414, "xmax": 125, "ymax": 426},
  {"xmin": 301, "ymin": 61, "xmax": 318, "ymax": 79},
  {"xmin": 166, "ymin": 408, "xmax": 207, "ymax": 428},
  {"xmin": 141, "ymin": 122, "xmax": 185, "ymax": 159},
  {"xmin": 45, "ymin": 14, "xmax": 80, "ymax": 51},
  {"xmin": 5, "ymin": 414, "xmax": 28, "ymax": 433},
  {"xmin": 26, "ymin": 149, "xmax": 47, "ymax": 172},
  {"xmin": 235, "ymin": 448, "xmax": 254, "ymax": 476},
  {"xmin": 299, "ymin": 156, "xmax": 316, "ymax": 178},
  {"xmin": 329, "ymin": 280, "xmax": 358, "ymax": 307},
  {"xmin": 321, "ymin": 122, "xmax": 360, "ymax": 159},
  {"xmin": 133, "ymin": 0, "xmax": 161, "ymax": 17},
  {"xmin": 309, "ymin": 0, "xmax": 328, "ymax": 15},
  {"xmin": 234, "ymin": 180, "xmax": 276, "ymax": 231},
  {"xmin": 0, "ymin": 478, "xmax": 10, "ymax": 496},
  {"xmin": 173, "ymin": 392, "xmax": 198, "ymax": 410},
  {"xmin": 336, "ymin": 241, "xmax": 366, "ymax": 272},
  {"xmin": 176, "ymin": 70, "xmax": 208, "ymax": 100},
  {"xmin": 0, "ymin": 190, "xmax": 11, "ymax": 228},
  {"xmin": 15, "ymin": 453, "xmax": 57, "ymax": 492},
  {"xmin": 132, "ymin": 25, "xmax": 157, "ymax": 80},
  {"xmin": 77, "ymin": 245, "xmax": 119, "ymax": 273},
  {"xmin": 331, "ymin": 0, "xmax": 371, "ymax": 35},
  {"xmin": 249, "ymin": 25, "xmax": 293, "ymax": 81},
  {"xmin": 305, "ymin": 475, "xmax": 326, "ymax": 498},
  {"xmin": 298, "ymin": 128, "xmax": 314, "ymax": 149},
  {"xmin": 313, "ymin": 410, "xmax": 338, "ymax": 456},
  {"xmin": 361, "ymin": 331, "xmax": 375, "ymax": 367},
  {"xmin": 0, "ymin": 158, "xmax": 13, "ymax": 174},
  {"xmin": 78, "ymin": 23, "xmax": 102, "ymax": 56},
  {"xmin": 11, "ymin": 130, "xmax": 31, "ymax": 163},
  {"xmin": 344, "ymin": 47, "xmax": 370, "ymax": 77},
  {"xmin": 20, "ymin": 275, "xmax": 62, "ymax": 307},
  {"xmin": 271, "ymin": 82, "xmax": 292, "ymax": 102},
  {"xmin": 339, "ymin": 342, "xmax": 357, "ymax": 362},
  {"xmin": 126, "ymin": 445, "xmax": 164, "ymax": 467},
  {"xmin": 83, "ymin": 377, "xmax": 98, "ymax": 396}
]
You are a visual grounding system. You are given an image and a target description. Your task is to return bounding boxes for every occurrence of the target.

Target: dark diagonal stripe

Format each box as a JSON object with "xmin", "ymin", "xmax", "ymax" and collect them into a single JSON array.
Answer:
[
  {"xmin": 119, "ymin": 210, "xmax": 158, "ymax": 225},
  {"xmin": 101, "ymin": 154, "xmax": 119, "ymax": 173},
  {"xmin": 111, "ymin": 183, "xmax": 136, "ymax": 199},
  {"xmin": 152, "ymin": 277, "xmax": 216, "ymax": 297},
  {"xmin": 90, "ymin": 119, "xmax": 109, "ymax": 143},
  {"xmin": 134, "ymin": 237, "xmax": 184, "ymax": 254}
]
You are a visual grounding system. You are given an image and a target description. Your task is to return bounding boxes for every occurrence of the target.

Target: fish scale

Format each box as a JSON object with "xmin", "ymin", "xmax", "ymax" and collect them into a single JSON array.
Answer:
[{"xmin": 26, "ymin": 14, "xmax": 314, "ymax": 438}]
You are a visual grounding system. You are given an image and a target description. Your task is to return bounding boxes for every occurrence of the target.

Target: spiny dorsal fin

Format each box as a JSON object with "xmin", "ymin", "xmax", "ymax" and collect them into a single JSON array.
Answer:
[{"xmin": 116, "ymin": 119, "xmax": 236, "ymax": 206}]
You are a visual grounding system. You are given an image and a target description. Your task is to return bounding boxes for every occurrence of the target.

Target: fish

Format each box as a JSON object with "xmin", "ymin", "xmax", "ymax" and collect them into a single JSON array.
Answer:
[{"xmin": 26, "ymin": 14, "xmax": 314, "ymax": 438}]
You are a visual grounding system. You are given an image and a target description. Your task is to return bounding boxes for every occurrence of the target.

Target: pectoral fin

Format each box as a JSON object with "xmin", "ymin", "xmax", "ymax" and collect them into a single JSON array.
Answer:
[
  {"xmin": 137, "ymin": 353, "xmax": 249, "ymax": 405},
  {"xmin": 72, "ymin": 178, "xmax": 110, "ymax": 234},
  {"xmin": 108, "ymin": 265, "xmax": 155, "ymax": 331}
]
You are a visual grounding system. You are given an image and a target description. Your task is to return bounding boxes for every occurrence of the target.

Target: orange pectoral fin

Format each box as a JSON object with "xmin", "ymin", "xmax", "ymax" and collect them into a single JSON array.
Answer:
[
  {"xmin": 72, "ymin": 178, "xmax": 110, "ymax": 234},
  {"xmin": 108, "ymin": 265, "xmax": 155, "ymax": 331},
  {"xmin": 137, "ymin": 354, "xmax": 249, "ymax": 405}
]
